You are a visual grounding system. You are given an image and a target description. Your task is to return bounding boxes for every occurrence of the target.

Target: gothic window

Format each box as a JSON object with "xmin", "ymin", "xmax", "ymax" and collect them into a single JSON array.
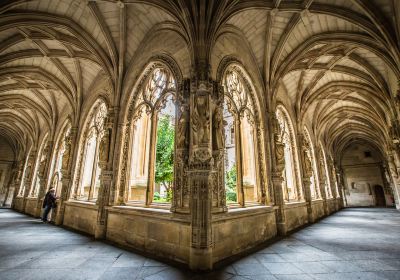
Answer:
[
  {"xmin": 30, "ymin": 136, "xmax": 48, "ymax": 197},
  {"xmin": 127, "ymin": 67, "xmax": 176, "ymax": 205},
  {"xmin": 303, "ymin": 128, "xmax": 320, "ymax": 200},
  {"xmin": 276, "ymin": 107, "xmax": 302, "ymax": 202},
  {"xmin": 320, "ymin": 146, "xmax": 333, "ymax": 198},
  {"xmin": 50, "ymin": 124, "xmax": 71, "ymax": 198},
  {"xmin": 18, "ymin": 150, "xmax": 32, "ymax": 197},
  {"xmin": 223, "ymin": 69, "xmax": 259, "ymax": 205},
  {"xmin": 331, "ymin": 166, "xmax": 340, "ymax": 198},
  {"xmin": 76, "ymin": 101, "xmax": 107, "ymax": 201}
]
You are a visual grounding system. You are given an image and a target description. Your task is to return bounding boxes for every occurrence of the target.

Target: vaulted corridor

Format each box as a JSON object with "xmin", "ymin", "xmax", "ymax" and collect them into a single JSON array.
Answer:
[{"xmin": 0, "ymin": 207, "xmax": 399, "ymax": 280}]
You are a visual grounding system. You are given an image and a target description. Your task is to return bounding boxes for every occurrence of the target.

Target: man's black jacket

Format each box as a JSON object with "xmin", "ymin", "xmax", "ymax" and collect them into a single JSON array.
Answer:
[{"xmin": 42, "ymin": 191, "xmax": 57, "ymax": 208}]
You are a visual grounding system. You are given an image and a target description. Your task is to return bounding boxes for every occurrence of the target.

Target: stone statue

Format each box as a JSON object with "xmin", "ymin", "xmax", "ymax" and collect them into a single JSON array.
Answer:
[
  {"xmin": 99, "ymin": 130, "xmax": 110, "ymax": 163},
  {"xmin": 177, "ymin": 105, "xmax": 189, "ymax": 148},
  {"xmin": 212, "ymin": 107, "xmax": 226, "ymax": 150},
  {"xmin": 192, "ymin": 87, "xmax": 210, "ymax": 146},
  {"xmin": 61, "ymin": 136, "xmax": 71, "ymax": 171},
  {"xmin": 38, "ymin": 156, "xmax": 46, "ymax": 177},
  {"xmin": 303, "ymin": 148, "xmax": 312, "ymax": 175},
  {"xmin": 273, "ymin": 118, "xmax": 285, "ymax": 167},
  {"xmin": 24, "ymin": 164, "xmax": 32, "ymax": 181}
]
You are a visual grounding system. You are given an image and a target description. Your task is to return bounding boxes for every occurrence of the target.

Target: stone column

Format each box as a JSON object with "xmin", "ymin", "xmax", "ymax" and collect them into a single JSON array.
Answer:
[
  {"xmin": 188, "ymin": 80, "xmax": 214, "ymax": 270},
  {"xmin": 35, "ymin": 141, "xmax": 53, "ymax": 217},
  {"xmin": 95, "ymin": 117, "xmax": 113, "ymax": 239},
  {"xmin": 328, "ymin": 161, "xmax": 338, "ymax": 199},
  {"xmin": 22, "ymin": 151, "xmax": 37, "ymax": 211},
  {"xmin": 299, "ymin": 134, "xmax": 314, "ymax": 223},
  {"xmin": 211, "ymin": 83, "xmax": 227, "ymax": 213},
  {"xmin": 55, "ymin": 128, "xmax": 76, "ymax": 225},
  {"xmin": 388, "ymin": 152, "xmax": 400, "ymax": 209},
  {"xmin": 272, "ymin": 116, "xmax": 287, "ymax": 235},
  {"xmin": 335, "ymin": 167, "xmax": 345, "ymax": 208},
  {"xmin": 2, "ymin": 163, "xmax": 17, "ymax": 207},
  {"xmin": 172, "ymin": 79, "xmax": 191, "ymax": 213},
  {"xmin": 318, "ymin": 156, "xmax": 329, "ymax": 215},
  {"xmin": 11, "ymin": 162, "xmax": 24, "ymax": 209}
]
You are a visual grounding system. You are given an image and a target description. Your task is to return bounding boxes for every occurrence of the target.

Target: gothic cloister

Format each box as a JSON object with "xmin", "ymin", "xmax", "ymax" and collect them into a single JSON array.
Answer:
[{"xmin": 0, "ymin": 0, "xmax": 399, "ymax": 277}]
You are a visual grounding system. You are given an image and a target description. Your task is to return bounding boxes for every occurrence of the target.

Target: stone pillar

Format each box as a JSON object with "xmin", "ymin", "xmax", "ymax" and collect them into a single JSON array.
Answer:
[
  {"xmin": 388, "ymin": 152, "xmax": 400, "ymax": 209},
  {"xmin": 188, "ymin": 80, "xmax": 214, "ymax": 270},
  {"xmin": 172, "ymin": 79, "xmax": 191, "ymax": 213},
  {"xmin": 55, "ymin": 128, "xmax": 76, "ymax": 225},
  {"xmin": 95, "ymin": 116, "xmax": 113, "ymax": 239},
  {"xmin": 11, "ymin": 162, "xmax": 23, "ymax": 209},
  {"xmin": 272, "ymin": 116, "xmax": 287, "ymax": 235},
  {"xmin": 335, "ymin": 167, "xmax": 345, "ymax": 208},
  {"xmin": 328, "ymin": 161, "xmax": 338, "ymax": 199},
  {"xmin": 35, "ymin": 141, "xmax": 53, "ymax": 217},
  {"xmin": 318, "ymin": 156, "xmax": 329, "ymax": 215},
  {"xmin": 299, "ymin": 134, "xmax": 314, "ymax": 223},
  {"xmin": 2, "ymin": 164, "xmax": 17, "ymax": 207},
  {"xmin": 22, "ymin": 151, "xmax": 37, "ymax": 211},
  {"xmin": 211, "ymin": 83, "xmax": 227, "ymax": 213}
]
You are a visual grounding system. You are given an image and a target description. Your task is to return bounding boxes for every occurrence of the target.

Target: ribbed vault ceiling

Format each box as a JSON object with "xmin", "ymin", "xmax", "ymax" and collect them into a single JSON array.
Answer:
[{"xmin": 0, "ymin": 0, "xmax": 399, "ymax": 162}]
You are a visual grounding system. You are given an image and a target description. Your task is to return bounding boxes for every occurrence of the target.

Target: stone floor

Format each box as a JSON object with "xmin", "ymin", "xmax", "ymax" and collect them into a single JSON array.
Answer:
[{"xmin": 0, "ymin": 208, "xmax": 399, "ymax": 280}]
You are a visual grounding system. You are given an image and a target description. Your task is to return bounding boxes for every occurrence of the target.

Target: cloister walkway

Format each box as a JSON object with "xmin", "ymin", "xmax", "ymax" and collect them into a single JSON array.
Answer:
[{"xmin": 0, "ymin": 208, "xmax": 399, "ymax": 280}]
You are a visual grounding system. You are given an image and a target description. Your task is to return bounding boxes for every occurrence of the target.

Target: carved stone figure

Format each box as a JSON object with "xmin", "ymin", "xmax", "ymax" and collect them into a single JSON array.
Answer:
[
  {"xmin": 273, "ymin": 118, "xmax": 285, "ymax": 167},
  {"xmin": 303, "ymin": 148, "xmax": 312, "ymax": 175},
  {"xmin": 212, "ymin": 107, "xmax": 226, "ymax": 150},
  {"xmin": 177, "ymin": 105, "xmax": 189, "ymax": 148},
  {"xmin": 192, "ymin": 85, "xmax": 210, "ymax": 146},
  {"xmin": 61, "ymin": 136, "xmax": 71, "ymax": 171},
  {"xmin": 99, "ymin": 131, "xmax": 110, "ymax": 163}
]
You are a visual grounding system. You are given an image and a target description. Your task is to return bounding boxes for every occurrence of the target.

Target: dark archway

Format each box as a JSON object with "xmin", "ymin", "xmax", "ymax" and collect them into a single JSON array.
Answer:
[{"xmin": 374, "ymin": 185, "xmax": 386, "ymax": 207}]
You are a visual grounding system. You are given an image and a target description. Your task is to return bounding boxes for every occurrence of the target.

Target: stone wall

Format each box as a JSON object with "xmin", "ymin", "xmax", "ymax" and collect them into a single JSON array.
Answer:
[
  {"xmin": 106, "ymin": 207, "xmax": 191, "ymax": 264},
  {"xmin": 24, "ymin": 198, "xmax": 38, "ymax": 217},
  {"xmin": 63, "ymin": 202, "xmax": 98, "ymax": 235},
  {"xmin": 212, "ymin": 206, "xmax": 277, "ymax": 263},
  {"xmin": 341, "ymin": 143, "xmax": 391, "ymax": 207},
  {"xmin": 284, "ymin": 202, "xmax": 309, "ymax": 232},
  {"xmin": 311, "ymin": 200, "xmax": 325, "ymax": 221},
  {"xmin": 13, "ymin": 197, "xmax": 24, "ymax": 212}
]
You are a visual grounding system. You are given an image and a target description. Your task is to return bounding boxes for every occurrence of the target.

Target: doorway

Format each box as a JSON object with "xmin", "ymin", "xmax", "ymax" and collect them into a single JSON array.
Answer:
[{"xmin": 374, "ymin": 185, "xmax": 386, "ymax": 207}]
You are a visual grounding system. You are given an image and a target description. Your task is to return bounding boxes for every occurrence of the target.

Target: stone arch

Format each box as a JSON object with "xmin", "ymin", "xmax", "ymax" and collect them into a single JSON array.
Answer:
[
  {"xmin": 217, "ymin": 61, "xmax": 268, "ymax": 205},
  {"xmin": 303, "ymin": 126, "xmax": 321, "ymax": 200},
  {"xmin": 276, "ymin": 104, "xmax": 303, "ymax": 201},
  {"xmin": 73, "ymin": 98, "xmax": 108, "ymax": 201},
  {"xmin": 117, "ymin": 58, "xmax": 181, "ymax": 205},
  {"xmin": 30, "ymin": 133, "xmax": 49, "ymax": 197}
]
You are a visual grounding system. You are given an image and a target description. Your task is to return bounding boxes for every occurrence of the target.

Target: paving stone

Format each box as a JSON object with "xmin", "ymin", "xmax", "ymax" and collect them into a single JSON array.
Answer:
[
  {"xmin": 263, "ymin": 262, "xmax": 304, "ymax": 275},
  {"xmin": 292, "ymin": 261, "xmax": 334, "ymax": 273}
]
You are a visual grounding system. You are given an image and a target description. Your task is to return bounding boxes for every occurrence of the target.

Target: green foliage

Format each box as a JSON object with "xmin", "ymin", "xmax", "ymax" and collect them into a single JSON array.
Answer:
[
  {"xmin": 154, "ymin": 116, "xmax": 174, "ymax": 202},
  {"xmin": 225, "ymin": 164, "xmax": 237, "ymax": 203}
]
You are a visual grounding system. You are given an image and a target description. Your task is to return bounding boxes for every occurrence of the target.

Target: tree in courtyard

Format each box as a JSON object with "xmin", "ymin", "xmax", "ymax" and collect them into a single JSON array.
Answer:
[
  {"xmin": 155, "ymin": 116, "xmax": 174, "ymax": 201},
  {"xmin": 225, "ymin": 164, "xmax": 237, "ymax": 202}
]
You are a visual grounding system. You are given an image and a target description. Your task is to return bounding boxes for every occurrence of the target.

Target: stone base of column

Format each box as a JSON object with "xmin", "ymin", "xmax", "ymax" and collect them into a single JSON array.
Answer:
[
  {"xmin": 307, "ymin": 205, "xmax": 315, "ymax": 223},
  {"xmin": 277, "ymin": 222, "xmax": 287, "ymax": 236},
  {"xmin": 36, "ymin": 206, "xmax": 43, "ymax": 219},
  {"xmin": 189, "ymin": 247, "xmax": 213, "ymax": 270},
  {"xmin": 54, "ymin": 205, "xmax": 64, "ymax": 225},
  {"xmin": 322, "ymin": 200, "xmax": 328, "ymax": 216},
  {"xmin": 95, "ymin": 223, "xmax": 106, "ymax": 239}
]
